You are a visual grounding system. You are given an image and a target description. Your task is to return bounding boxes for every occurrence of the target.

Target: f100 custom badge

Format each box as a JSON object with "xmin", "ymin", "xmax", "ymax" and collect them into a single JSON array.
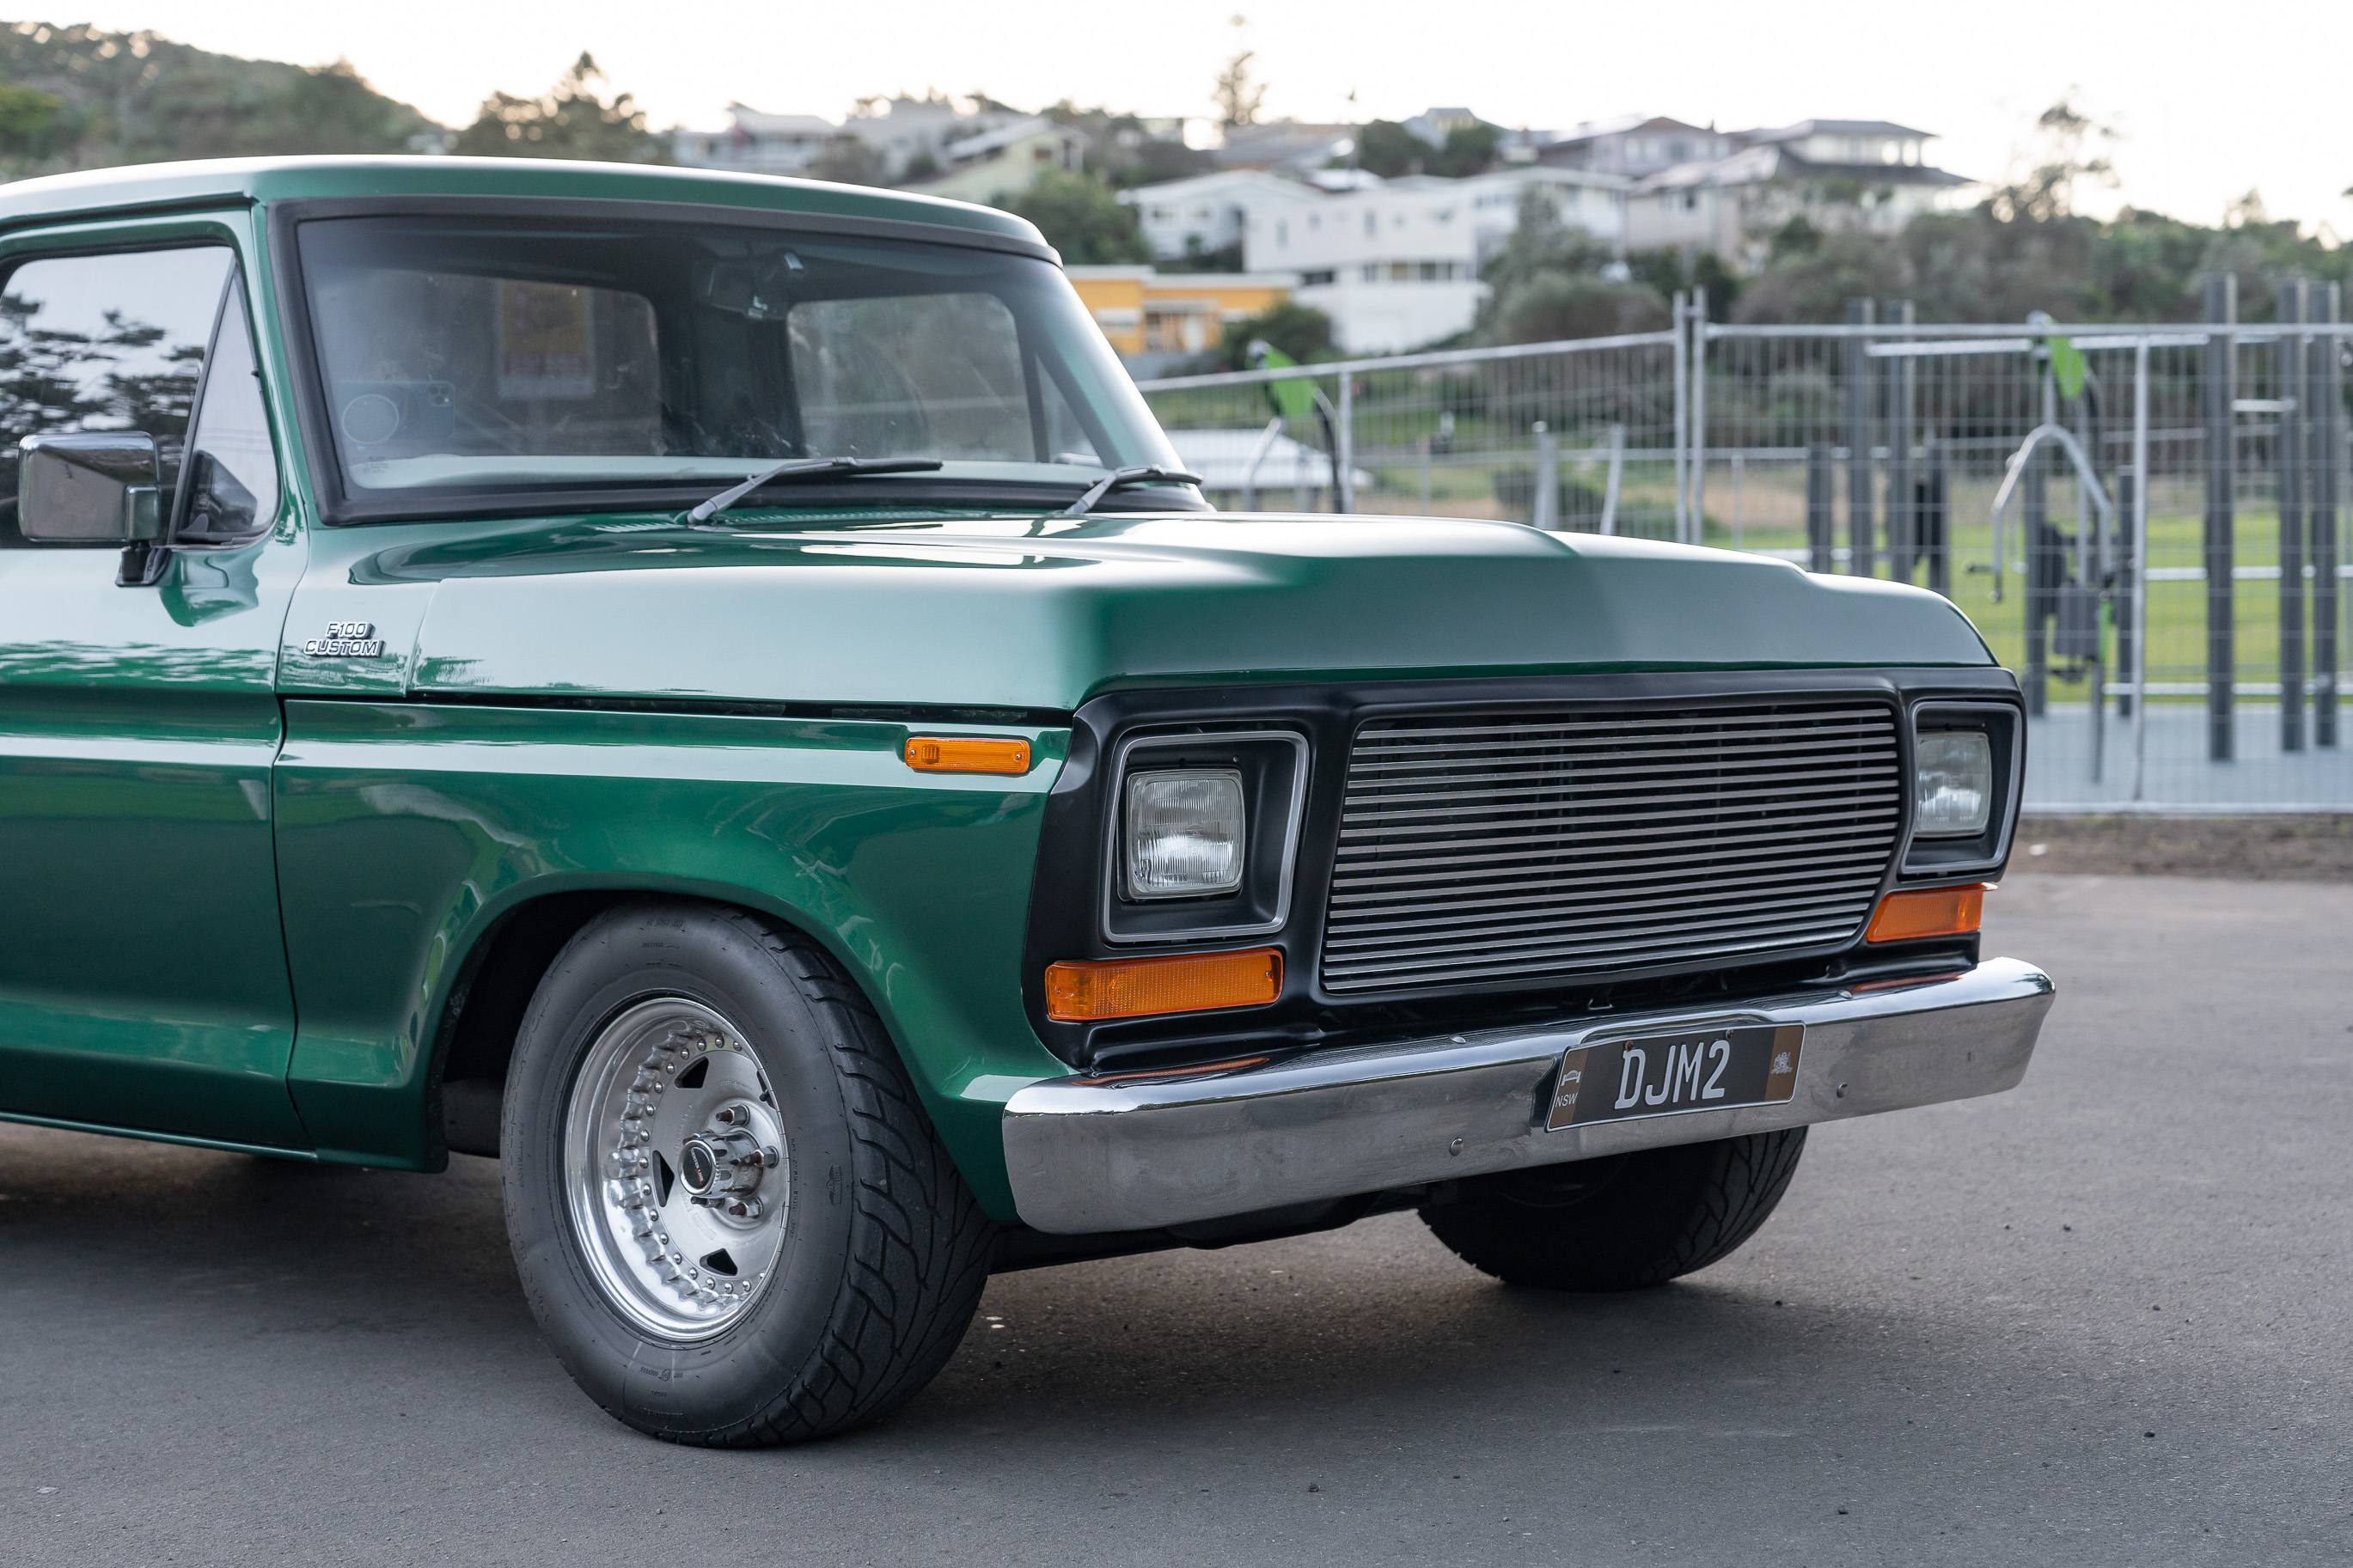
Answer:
[{"xmin": 303, "ymin": 620, "xmax": 388, "ymax": 657}]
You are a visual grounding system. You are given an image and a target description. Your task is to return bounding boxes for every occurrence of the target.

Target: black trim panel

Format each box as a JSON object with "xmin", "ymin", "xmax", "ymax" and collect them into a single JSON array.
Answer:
[{"xmin": 1019, "ymin": 667, "xmax": 2021, "ymax": 1069}]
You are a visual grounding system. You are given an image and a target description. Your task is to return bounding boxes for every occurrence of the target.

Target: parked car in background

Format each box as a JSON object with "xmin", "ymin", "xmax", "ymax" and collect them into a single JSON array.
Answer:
[{"xmin": 0, "ymin": 157, "xmax": 2051, "ymax": 1445}]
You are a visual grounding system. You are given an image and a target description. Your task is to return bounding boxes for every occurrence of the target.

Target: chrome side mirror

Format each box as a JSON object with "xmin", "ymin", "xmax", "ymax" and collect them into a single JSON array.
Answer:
[{"xmin": 18, "ymin": 431, "xmax": 162, "ymax": 543}]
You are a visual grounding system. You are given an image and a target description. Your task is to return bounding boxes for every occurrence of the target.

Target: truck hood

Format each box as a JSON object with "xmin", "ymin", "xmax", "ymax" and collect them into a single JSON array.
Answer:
[{"xmin": 331, "ymin": 511, "xmax": 1995, "ymax": 713}]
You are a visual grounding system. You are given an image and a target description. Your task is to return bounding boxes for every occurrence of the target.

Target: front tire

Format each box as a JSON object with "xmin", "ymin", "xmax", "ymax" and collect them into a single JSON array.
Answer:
[
  {"xmin": 501, "ymin": 901, "xmax": 993, "ymax": 1444},
  {"xmin": 1421, "ymin": 1128, "xmax": 1806, "ymax": 1291}
]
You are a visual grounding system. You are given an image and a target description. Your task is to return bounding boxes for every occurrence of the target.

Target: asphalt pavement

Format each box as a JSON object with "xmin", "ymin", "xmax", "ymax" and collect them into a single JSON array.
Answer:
[{"xmin": 3, "ymin": 874, "xmax": 2348, "ymax": 1566}]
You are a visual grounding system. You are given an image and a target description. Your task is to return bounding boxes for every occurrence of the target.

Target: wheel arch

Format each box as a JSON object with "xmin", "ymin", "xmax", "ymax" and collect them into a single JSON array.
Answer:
[{"xmin": 424, "ymin": 881, "xmax": 916, "ymax": 1164}]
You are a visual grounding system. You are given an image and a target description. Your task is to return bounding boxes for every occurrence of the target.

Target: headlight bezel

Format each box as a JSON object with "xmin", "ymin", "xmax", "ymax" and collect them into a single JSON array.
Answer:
[
  {"xmin": 1099, "ymin": 729, "xmax": 1309, "ymax": 944},
  {"xmin": 1901, "ymin": 700, "xmax": 2021, "ymax": 877}
]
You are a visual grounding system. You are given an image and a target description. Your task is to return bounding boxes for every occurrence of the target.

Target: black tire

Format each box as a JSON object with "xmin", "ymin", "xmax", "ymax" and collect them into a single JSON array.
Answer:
[
  {"xmin": 501, "ymin": 900, "xmax": 993, "ymax": 1444},
  {"xmin": 1420, "ymin": 1128, "xmax": 1806, "ymax": 1291}
]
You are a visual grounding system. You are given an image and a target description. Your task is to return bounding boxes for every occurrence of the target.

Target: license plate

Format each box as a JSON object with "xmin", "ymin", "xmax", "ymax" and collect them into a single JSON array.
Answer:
[{"xmin": 1548, "ymin": 1023, "xmax": 1804, "ymax": 1132}]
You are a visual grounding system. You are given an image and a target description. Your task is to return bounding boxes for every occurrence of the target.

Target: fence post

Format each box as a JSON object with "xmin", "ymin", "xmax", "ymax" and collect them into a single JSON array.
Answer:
[
  {"xmin": 1884, "ymin": 299, "xmax": 1916, "ymax": 583},
  {"xmin": 1843, "ymin": 298, "xmax": 1875, "ymax": 576},
  {"xmin": 2131, "ymin": 341, "xmax": 2151, "ymax": 801},
  {"xmin": 1806, "ymin": 441, "xmax": 1834, "ymax": 573},
  {"xmin": 2024, "ymin": 342, "xmax": 2054, "ymax": 717},
  {"xmin": 2313, "ymin": 282, "xmax": 2343, "ymax": 747},
  {"xmin": 2279, "ymin": 281, "xmax": 2307, "ymax": 751},
  {"xmin": 1689, "ymin": 288, "xmax": 1708, "ymax": 546},
  {"xmin": 1599, "ymin": 424, "xmax": 1624, "ymax": 535},
  {"xmin": 2113, "ymin": 465, "xmax": 2136, "ymax": 720},
  {"xmin": 1335, "ymin": 371, "xmax": 1356, "ymax": 514},
  {"xmin": 2204, "ymin": 274, "xmax": 2237, "ymax": 760},
  {"xmin": 1532, "ymin": 421, "xmax": 1557, "ymax": 530},
  {"xmin": 1672, "ymin": 291, "xmax": 1690, "ymax": 543},
  {"xmin": 1923, "ymin": 437, "xmax": 1949, "ymax": 597}
]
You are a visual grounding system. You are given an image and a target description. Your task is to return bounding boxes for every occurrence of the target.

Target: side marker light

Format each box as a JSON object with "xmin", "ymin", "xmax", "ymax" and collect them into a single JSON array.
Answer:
[
  {"xmin": 1045, "ymin": 948, "xmax": 1282, "ymax": 1022},
  {"xmin": 905, "ymin": 736, "xmax": 1031, "ymax": 776}
]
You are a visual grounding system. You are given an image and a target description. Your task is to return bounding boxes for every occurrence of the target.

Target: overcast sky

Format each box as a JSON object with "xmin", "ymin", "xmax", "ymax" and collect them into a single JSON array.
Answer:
[{"xmin": 66, "ymin": 0, "xmax": 2353, "ymax": 233}]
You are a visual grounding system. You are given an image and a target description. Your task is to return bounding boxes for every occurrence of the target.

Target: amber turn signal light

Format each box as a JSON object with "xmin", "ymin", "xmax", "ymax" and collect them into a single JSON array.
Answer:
[
  {"xmin": 1866, "ymin": 883, "xmax": 1989, "ymax": 943},
  {"xmin": 1044, "ymin": 948, "xmax": 1282, "ymax": 1022},
  {"xmin": 904, "ymin": 735, "xmax": 1030, "ymax": 776}
]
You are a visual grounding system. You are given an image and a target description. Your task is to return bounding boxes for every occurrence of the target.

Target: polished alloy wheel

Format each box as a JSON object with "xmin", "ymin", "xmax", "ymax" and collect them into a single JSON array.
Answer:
[{"xmin": 563, "ymin": 997, "xmax": 789, "ymax": 1340}]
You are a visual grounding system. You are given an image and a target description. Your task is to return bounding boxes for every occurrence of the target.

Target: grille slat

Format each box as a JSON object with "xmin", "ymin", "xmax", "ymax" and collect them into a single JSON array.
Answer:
[
  {"xmin": 1323, "ymin": 873, "xmax": 1891, "ymax": 941},
  {"xmin": 1330, "ymin": 817, "xmax": 1893, "ymax": 881},
  {"xmin": 1340, "ymin": 770, "xmax": 1900, "ymax": 825},
  {"xmin": 1317, "ymin": 700, "xmax": 1902, "ymax": 994}
]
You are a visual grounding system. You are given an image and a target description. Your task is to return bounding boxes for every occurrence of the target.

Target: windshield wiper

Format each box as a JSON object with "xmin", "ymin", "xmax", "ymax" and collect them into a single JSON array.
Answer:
[
  {"xmin": 1056, "ymin": 465, "xmax": 1205, "ymax": 519},
  {"xmin": 686, "ymin": 456, "xmax": 944, "ymax": 522}
]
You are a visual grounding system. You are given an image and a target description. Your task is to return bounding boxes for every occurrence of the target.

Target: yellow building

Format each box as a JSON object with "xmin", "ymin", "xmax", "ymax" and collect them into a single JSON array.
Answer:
[{"xmin": 1064, "ymin": 265, "xmax": 1299, "ymax": 359}]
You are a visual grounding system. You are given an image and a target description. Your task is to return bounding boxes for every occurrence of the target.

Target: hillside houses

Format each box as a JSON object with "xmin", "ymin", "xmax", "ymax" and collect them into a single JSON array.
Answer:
[{"xmin": 669, "ymin": 96, "xmax": 1974, "ymax": 358}]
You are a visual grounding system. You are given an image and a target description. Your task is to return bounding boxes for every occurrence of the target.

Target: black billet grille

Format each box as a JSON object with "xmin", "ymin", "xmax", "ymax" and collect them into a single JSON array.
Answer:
[{"xmin": 1317, "ymin": 701, "xmax": 1902, "ymax": 994}]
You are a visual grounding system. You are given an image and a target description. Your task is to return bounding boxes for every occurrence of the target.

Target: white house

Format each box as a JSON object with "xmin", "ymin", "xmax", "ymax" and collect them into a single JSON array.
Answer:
[
  {"xmin": 1625, "ymin": 120, "xmax": 1969, "ymax": 267},
  {"xmin": 670, "ymin": 106, "xmax": 840, "ymax": 177},
  {"xmin": 1118, "ymin": 170, "xmax": 1326, "ymax": 263},
  {"xmin": 1239, "ymin": 166, "xmax": 1628, "ymax": 354}
]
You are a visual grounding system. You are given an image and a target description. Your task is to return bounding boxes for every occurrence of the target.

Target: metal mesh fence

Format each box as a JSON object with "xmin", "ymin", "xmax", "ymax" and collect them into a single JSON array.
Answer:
[{"xmin": 1135, "ymin": 300, "xmax": 2351, "ymax": 812}]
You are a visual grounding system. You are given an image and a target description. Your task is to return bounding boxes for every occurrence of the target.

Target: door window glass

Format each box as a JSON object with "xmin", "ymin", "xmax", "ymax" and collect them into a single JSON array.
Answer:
[
  {"xmin": 177, "ymin": 286, "xmax": 280, "ymax": 543},
  {"xmin": 0, "ymin": 245, "xmax": 236, "ymax": 539}
]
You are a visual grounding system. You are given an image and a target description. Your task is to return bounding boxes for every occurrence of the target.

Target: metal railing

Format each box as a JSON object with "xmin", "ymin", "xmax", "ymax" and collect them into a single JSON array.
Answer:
[{"xmin": 1133, "ymin": 289, "xmax": 2353, "ymax": 813}]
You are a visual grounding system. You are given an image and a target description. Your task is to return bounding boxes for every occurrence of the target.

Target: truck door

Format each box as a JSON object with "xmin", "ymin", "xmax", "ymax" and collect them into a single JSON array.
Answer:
[{"xmin": 0, "ymin": 233, "xmax": 309, "ymax": 1149}]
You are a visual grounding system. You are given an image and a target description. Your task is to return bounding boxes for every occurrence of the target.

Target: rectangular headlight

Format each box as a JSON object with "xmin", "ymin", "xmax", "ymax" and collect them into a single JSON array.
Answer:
[
  {"xmin": 1915, "ymin": 731, "xmax": 1993, "ymax": 837},
  {"xmin": 1124, "ymin": 769, "xmax": 1246, "ymax": 898}
]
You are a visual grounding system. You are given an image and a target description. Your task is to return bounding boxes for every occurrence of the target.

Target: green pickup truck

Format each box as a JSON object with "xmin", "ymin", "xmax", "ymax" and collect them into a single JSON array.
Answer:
[{"xmin": 0, "ymin": 156, "xmax": 2051, "ymax": 1446}]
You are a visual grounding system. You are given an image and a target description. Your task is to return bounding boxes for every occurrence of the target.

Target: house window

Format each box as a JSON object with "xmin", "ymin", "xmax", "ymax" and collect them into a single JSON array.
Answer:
[
  {"xmin": 1276, "ymin": 220, "xmax": 1288, "ymax": 247},
  {"xmin": 1301, "ymin": 269, "xmax": 1335, "ymax": 286},
  {"xmin": 1361, "ymin": 262, "xmax": 1379, "ymax": 282},
  {"xmin": 1364, "ymin": 212, "xmax": 1377, "ymax": 237}
]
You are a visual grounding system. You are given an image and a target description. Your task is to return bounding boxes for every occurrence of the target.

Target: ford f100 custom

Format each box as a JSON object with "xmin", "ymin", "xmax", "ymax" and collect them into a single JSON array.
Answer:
[{"xmin": 0, "ymin": 156, "xmax": 2052, "ymax": 1445}]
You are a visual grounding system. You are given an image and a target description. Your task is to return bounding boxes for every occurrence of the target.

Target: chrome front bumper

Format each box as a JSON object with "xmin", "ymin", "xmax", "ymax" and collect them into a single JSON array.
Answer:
[{"xmin": 1001, "ymin": 957, "xmax": 2054, "ymax": 1235}]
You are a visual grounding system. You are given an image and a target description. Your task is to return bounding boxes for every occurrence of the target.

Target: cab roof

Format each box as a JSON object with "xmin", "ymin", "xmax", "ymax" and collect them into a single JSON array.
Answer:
[{"xmin": 0, "ymin": 155, "xmax": 1050, "ymax": 251}]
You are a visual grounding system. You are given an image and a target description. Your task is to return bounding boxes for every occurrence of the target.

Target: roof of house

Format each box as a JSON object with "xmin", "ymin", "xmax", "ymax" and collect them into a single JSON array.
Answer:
[
  {"xmin": 723, "ymin": 106, "xmax": 839, "ymax": 137},
  {"xmin": 939, "ymin": 115, "xmax": 1085, "ymax": 162},
  {"xmin": 1546, "ymin": 114, "xmax": 1714, "ymax": 146},
  {"xmin": 1632, "ymin": 143, "xmax": 1971, "ymax": 194},
  {"xmin": 1115, "ymin": 168, "xmax": 1326, "ymax": 206},
  {"xmin": 1739, "ymin": 119, "xmax": 1935, "ymax": 144}
]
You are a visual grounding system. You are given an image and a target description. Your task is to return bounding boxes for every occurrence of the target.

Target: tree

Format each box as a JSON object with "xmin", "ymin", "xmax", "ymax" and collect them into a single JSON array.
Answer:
[
  {"xmin": 452, "ymin": 53, "xmax": 666, "ymax": 163},
  {"xmin": 0, "ymin": 82, "xmax": 62, "ymax": 158},
  {"xmin": 1000, "ymin": 168, "xmax": 1150, "ymax": 264},
  {"xmin": 1219, "ymin": 300, "xmax": 1334, "ymax": 369},
  {"xmin": 807, "ymin": 137, "xmax": 889, "ymax": 186},
  {"xmin": 1354, "ymin": 119, "xmax": 1499, "ymax": 180},
  {"xmin": 1989, "ymin": 95, "xmax": 2117, "ymax": 223},
  {"xmin": 1213, "ymin": 16, "xmax": 1267, "ymax": 128},
  {"xmin": 1470, "ymin": 186, "xmax": 1656, "ymax": 345},
  {"xmin": 0, "ymin": 23, "xmax": 436, "ymax": 175}
]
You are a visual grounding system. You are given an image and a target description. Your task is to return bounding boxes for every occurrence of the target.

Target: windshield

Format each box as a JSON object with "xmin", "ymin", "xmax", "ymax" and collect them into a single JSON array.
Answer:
[{"xmin": 294, "ymin": 213, "xmax": 1186, "ymax": 514}]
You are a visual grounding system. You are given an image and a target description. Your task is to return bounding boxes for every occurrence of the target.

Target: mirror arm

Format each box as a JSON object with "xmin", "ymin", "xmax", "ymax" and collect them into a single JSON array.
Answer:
[{"xmin": 116, "ymin": 540, "xmax": 171, "ymax": 587}]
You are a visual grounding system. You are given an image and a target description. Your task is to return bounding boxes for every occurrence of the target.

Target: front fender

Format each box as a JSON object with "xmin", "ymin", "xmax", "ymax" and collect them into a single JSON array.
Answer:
[{"xmin": 272, "ymin": 699, "xmax": 1067, "ymax": 1217}]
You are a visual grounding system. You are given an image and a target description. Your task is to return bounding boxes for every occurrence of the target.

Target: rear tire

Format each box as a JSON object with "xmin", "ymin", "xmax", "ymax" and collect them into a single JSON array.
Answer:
[
  {"xmin": 1420, "ymin": 1128, "xmax": 1806, "ymax": 1291},
  {"xmin": 501, "ymin": 901, "xmax": 993, "ymax": 1444}
]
